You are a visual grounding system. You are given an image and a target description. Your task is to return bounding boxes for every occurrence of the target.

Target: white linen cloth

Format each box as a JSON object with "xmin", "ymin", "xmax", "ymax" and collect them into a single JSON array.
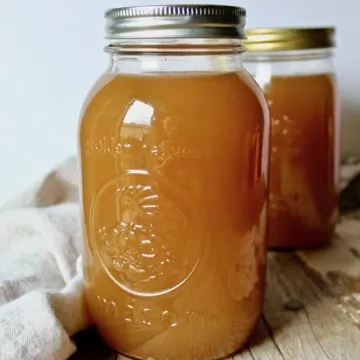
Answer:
[
  {"xmin": 0, "ymin": 156, "xmax": 91, "ymax": 360},
  {"xmin": 0, "ymin": 155, "xmax": 357, "ymax": 360}
]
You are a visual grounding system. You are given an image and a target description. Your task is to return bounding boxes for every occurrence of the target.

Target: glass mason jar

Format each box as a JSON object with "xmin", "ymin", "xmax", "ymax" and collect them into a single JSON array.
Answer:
[
  {"xmin": 243, "ymin": 28, "xmax": 339, "ymax": 249},
  {"xmin": 78, "ymin": 5, "xmax": 270, "ymax": 360}
]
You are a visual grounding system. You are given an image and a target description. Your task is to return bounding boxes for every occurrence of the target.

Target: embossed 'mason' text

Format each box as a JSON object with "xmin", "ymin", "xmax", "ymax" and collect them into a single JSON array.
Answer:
[{"xmin": 94, "ymin": 295, "xmax": 206, "ymax": 329}]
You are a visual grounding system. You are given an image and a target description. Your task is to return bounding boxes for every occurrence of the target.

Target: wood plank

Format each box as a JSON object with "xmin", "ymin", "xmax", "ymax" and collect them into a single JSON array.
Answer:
[
  {"xmin": 337, "ymin": 218, "xmax": 360, "ymax": 254},
  {"xmin": 262, "ymin": 253, "xmax": 360, "ymax": 360},
  {"xmin": 234, "ymin": 318, "xmax": 284, "ymax": 360},
  {"xmin": 261, "ymin": 255, "xmax": 330, "ymax": 360},
  {"xmin": 296, "ymin": 217, "xmax": 360, "ymax": 328},
  {"xmin": 235, "ymin": 349, "xmax": 255, "ymax": 360},
  {"xmin": 297, "ymin": 219, "xmax": 360, "ymax": 283}
]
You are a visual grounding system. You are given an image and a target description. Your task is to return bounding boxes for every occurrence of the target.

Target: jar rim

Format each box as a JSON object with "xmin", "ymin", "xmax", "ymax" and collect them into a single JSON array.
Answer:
[
  {"xmin": 243, "ymin": 27, "xmax": 336, "ymax": 52},
  {"xmin": 104, "ymin": 5, "xmax": 246, "ymax": 40}
]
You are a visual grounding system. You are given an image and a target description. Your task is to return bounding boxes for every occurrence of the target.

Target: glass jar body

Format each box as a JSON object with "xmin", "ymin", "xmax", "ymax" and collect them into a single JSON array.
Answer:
[
  {"xmin": 244, "ymin": 49, "xmax": 339, "ymax": 249},
  {"xmin": 78, "ymin": 46, "xmax": 269, "ymax": 359}
]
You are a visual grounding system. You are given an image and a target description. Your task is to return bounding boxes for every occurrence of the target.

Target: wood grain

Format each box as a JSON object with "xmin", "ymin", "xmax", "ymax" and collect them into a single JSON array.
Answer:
[{"xmin": 72, "ymin": 215, "xmax": 360, "ymax": 360}]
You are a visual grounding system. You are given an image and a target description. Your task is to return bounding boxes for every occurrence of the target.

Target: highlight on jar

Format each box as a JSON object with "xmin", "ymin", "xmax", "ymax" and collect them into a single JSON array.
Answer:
[
  {"xmin": 78, "ymin": 4, "xmax": 269, "ymax": 360},
  {"xmin": 243, "ymin": 27, "xmax": 339, "ymax": 249}
]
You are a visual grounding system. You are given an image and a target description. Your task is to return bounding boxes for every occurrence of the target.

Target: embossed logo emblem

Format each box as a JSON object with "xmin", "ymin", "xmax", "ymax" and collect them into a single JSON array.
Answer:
[{"xmin": 90, "ymin": 170, "xmax": 203, "ymax": 297}]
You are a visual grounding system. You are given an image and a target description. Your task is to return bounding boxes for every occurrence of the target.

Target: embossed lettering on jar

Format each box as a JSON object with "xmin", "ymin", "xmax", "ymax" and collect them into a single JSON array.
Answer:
[
  {"xmin": 244, "ymin": 28, "xmax": 339, "ymax": 249},
  {"xmin": 78, "ymin": 5, "xmax": 269, "ymax": 360}
]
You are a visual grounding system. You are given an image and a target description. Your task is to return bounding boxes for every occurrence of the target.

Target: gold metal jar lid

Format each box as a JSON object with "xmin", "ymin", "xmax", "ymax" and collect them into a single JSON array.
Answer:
[
  {"xmin": 243, "ymin": 27, "xmax": 336, "ymax": 52},
  {"xmin": 105, "ymin": 5, "xmax": 246, "ymax": 39}
]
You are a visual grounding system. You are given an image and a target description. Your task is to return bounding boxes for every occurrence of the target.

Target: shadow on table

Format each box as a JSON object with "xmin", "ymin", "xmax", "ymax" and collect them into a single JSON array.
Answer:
[{"xmin": 70, "ymin": 329, "xmax": 116, "ymax": 360}]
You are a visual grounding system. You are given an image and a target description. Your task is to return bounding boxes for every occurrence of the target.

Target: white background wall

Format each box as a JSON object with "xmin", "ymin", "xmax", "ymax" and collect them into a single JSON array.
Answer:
[{"xmin": 0, "ymin": 0, "xmax": 358, "ymax": 205}]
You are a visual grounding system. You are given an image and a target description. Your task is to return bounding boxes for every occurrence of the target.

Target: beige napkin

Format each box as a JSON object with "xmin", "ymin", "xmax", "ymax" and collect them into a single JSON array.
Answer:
[
  {"xmin": 0, "ymin": 156, "xmax": 91, "ymax": 360},
  {"xmin": 0, "ymin": 155, "xmax": 358, "ymax": 360}
]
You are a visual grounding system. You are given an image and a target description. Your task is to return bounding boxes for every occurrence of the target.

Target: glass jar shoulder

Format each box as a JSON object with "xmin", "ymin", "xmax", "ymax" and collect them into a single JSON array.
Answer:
[
  {"xmin": 78, "ymin": 73, "xmax": 118, "ymax": 130},
  {"xmin": 243, "ymin": 53, "xmax": 335, "ymax": 94},
  {"xmin": 79, "ymin": 70, "xmax": 268, "ymax": 135}
]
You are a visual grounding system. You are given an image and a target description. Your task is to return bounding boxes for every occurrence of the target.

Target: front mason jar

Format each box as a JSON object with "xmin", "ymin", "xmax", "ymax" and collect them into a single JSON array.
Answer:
[
  {"xmin": 243, "ymin": 28, "xmax": 339, "ymax": 249},
  {"xmin": 78, "ymin": 5, "xmax": 270, "ymax": 360}
]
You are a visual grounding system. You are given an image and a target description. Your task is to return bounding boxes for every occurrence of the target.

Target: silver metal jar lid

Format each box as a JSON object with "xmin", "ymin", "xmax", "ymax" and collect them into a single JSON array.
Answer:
[{"xmin": 104, "ymin": 5, "xmax": 246, "ymax": 40}]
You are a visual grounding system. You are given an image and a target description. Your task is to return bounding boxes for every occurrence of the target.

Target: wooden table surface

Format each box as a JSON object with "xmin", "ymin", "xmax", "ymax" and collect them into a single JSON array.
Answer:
[{"xmin": 70, "ymin": 213, "xmax": 360, "ymax": 360}]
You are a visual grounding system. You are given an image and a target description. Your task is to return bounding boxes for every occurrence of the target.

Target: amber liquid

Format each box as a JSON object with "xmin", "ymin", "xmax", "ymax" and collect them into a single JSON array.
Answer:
[
  {"xmin": 79, "ymin": 71, "xmax": 269, "ymax": 360},
  {"xmin": 264, "ymin": 74, "xmax": 338, "ymax": 248}
]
